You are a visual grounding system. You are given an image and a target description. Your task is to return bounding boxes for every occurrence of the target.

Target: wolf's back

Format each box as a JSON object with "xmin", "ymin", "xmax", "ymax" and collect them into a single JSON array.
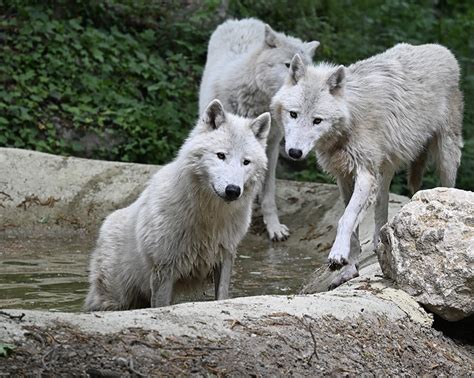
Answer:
[
  {"xmin": 385, "ymin": 43, "xmax": 460, "ymax": 85},
  {"xmin": 200, "ymin": 18, "xmax": 263, "ymax": 114},
  {"xmin": 207, "ymin": 18, "xmax": 264, "ymax": 61}
]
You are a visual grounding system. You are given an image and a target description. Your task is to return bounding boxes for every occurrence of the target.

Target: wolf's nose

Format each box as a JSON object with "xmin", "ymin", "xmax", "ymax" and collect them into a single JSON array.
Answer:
[
  {"xmin": 288, "ymin": 148, "xmax": 303, "ymax": 160},
  {"xmin": 225, "ymin": 185, "xmax": 241, "ymax": 201}
]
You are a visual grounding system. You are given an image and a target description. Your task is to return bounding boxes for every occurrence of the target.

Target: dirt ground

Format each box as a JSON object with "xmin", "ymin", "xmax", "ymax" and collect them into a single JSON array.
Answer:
[{"xmin": 1, "ymin": 313, "xmax": 472, "ymax": 376}]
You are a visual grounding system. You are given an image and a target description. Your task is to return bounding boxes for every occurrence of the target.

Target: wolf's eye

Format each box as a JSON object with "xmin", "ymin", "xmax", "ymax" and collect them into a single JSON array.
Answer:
[
  {"xmin": 289, "ymin": 111, "xmax": 298, "ymax": 119},
  {"xmin": 217, "ymin": 152, "xmax": 226, "ymax": 160},
  {"xmin": 313, "ymin": 118, "xmax": 323, "ymax": 125},
  {"xmin": 243, "ymin": 159, "xmax": 251, "ymax": 166},
  {"xmin": 285, "ymin": 63, "xmax": 290, "ymax": 68}
]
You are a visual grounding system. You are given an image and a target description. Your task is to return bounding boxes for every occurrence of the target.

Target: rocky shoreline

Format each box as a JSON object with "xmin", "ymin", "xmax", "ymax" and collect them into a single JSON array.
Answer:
[{"xmin": 0, "ymin": 148, "xmax": 472, "ymax": 375}]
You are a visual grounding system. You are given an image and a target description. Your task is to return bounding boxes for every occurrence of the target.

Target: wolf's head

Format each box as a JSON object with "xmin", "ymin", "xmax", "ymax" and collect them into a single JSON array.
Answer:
[
  {"xmin": 183, "ymin": 100, "xmax": 270, "ymax": 203},
  {"xmin": 255, "ymin": 25, "xmax": 319, "ymax": 97},
  {"xmin": 271, "ymin": 54, "xmax": 351, "ymax": 160}
]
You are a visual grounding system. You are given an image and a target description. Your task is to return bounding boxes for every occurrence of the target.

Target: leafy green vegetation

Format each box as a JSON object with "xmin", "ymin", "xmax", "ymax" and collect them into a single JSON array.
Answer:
[
  {"xmin": 0, "ymin": 1, "xmax": 218, "ymax": 162},
  {"xmin": 0, "ymin": 343, "xmax": 15, "ymax": 357},
  {"xmin": 1, "ymin": 0, "xmax": 473, "ymax": 192}
]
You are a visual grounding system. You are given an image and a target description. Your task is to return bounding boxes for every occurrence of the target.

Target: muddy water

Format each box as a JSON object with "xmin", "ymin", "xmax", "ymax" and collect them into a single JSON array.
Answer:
[{"xmin": 0, "ymin": 234, "xmax": 327, "ymax": 312}]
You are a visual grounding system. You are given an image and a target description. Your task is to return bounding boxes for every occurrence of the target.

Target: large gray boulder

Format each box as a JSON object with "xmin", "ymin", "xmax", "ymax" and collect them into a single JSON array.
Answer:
[{"xmin": 377, "ymin": 188, "xmax": 474, "ymax": 321}]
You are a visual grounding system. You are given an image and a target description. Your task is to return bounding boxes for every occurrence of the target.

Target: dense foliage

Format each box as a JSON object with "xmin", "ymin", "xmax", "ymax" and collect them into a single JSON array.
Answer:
[
  {"xmin": 1, "ymin": 0, "xmax": 473, "ymax": 192},
  {"xmin": 1, "ymin": 1, "xmax": 217, "ymax": 162}
]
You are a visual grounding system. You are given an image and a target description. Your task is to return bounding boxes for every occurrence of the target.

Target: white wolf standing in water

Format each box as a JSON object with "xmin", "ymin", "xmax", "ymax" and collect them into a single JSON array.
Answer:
[
  {"xmin": 199, "ymin": 18, "xmax": 319, "ymax": 241},
  {"xmin": 272, "ymin": 43, "xmax": 463, "ymax": 288},
  {"xmin": 85, "ymin": 100, "xmax": 270, "ymax": 310}
]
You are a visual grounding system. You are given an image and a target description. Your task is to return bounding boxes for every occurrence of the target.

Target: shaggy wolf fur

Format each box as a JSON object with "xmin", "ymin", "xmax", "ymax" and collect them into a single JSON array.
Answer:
[
  {"xmin": 199, "ymin": 18, "xmax": 319, "ymax": 241},
  {"xmin": 85, "ymin": 100, "xmax": 270, "ymax": 310},
  {"xmin": 272, "ymin": 43, "xmax": 463, "ymax": 288}
]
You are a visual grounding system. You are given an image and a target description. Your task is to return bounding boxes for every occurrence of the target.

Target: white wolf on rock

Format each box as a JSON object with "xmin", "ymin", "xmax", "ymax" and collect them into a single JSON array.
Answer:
[
  {"xmin": 272, "ymin": 43, "xmax": 463, "ymax": 289},
  {"xmin": 85, "ymin": 100, "xmax": 270, "ymax": 310},
  {"xmin": 199, "ymin": 18, "xmax": 319, "ymax": 241}
]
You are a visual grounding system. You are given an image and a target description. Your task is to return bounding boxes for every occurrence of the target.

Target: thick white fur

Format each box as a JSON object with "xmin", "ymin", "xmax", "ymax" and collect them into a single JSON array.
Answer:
[
  {"xmin": 199, "ymin": 18, "xmax": 319, "ymax": 241},
  {"xmin": 85, "ymin": 100, "xmax": 270, "ymax": 310},
  {"xmin": 272, "ymin": 43, "xmax": 463, "ymax": 288}
]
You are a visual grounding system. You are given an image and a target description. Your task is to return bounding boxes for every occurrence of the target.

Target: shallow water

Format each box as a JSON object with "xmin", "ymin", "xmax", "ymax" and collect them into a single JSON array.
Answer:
[{"xmin": 0, "ymin": 235, "xmax": 326, "ymax": 312}]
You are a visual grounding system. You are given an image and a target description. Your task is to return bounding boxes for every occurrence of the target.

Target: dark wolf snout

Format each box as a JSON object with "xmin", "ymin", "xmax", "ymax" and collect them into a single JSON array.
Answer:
[
  {"xmin": 288, "ymin": 148, "xmax": 303, "ymax": 160},
  {"xmin": 225, "ymin": 184, "xmax": 241, "ymax": 201}
]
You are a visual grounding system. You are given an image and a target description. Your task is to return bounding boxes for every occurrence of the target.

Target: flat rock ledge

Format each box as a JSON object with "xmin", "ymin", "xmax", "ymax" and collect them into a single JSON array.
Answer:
[
  {"xmin": 2, "ymin": 288, "xmax": 473, "ymax": 376},
  {"xmin": 1, "ymin": 282, "xmax": 432, "ymax": 344}
]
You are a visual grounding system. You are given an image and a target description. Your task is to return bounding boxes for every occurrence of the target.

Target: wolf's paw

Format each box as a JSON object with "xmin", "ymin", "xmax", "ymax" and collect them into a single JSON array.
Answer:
[
  {"xmin": 267, "ymin": 223, "xmax": 290, "ymax": 242},
  {"xmin": 327, "ymin": 249, "xmax": 349, "ymax": 270},
  {"xmin": 328, "ymin": 264, "xmax": 359, "ymax": 290}
]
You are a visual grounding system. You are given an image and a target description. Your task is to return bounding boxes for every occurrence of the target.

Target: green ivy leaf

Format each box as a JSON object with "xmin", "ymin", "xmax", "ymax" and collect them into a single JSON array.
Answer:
[{"xmin": 0, "ymin": 344, "xmax": 15, "ymax": 357}]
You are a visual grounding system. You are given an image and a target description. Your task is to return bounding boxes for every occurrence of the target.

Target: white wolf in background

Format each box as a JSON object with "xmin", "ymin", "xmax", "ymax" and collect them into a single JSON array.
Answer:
[
  {"xmin": 85, "ymin": 100, "xmax": 270, "ymax": 310},
  {"xmin": 272, "ymin": 43, "xmax": 463, "ymax": 288},
  {"xmin": 199, "ymin": 18, "xmax": 319, "ymax": 241}
]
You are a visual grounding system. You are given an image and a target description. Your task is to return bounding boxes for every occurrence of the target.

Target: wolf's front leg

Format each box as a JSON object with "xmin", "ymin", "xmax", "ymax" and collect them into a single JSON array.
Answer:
[
  {"xmin": 328, "ymin": 169, "xmax": 375, "ymax": 270},
  {"xmin": 328, "ymin": 176, "xmax": 361, "ymax": 289},
  {"xmin": 261, "ymin": 125, "xmax": 289, "ymax": 241},
  {"xmin": 329, "ymin": 229, "xmax": 361, "ymax": 290},
  {"xmin": 150, "ymin": 268, "xmax": 174, "ymax": 307},
  {"xmin": 214, "ymin": 250, "xmax": 234, "ymax": 300}
]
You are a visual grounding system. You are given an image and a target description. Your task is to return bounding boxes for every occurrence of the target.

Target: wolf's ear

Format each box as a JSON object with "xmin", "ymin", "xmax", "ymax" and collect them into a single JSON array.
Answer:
[
  {"xmin": 264, "ymin": 24, "xmax": 279, "ymax": 48},
  {"xmin": 327, "ymin": 65, "xmax": 346, "ymax": 95},
  {"xmin": 289, "ymin": 54, "xmax": 306, "ymax": 85},
  {"xmin": 250, "ymin": 112, "xmax": 271, "ymax": 142},
  {"xmin": 203, "ymin": 99, "xmax": 226, "ymax": 130},
  {"xmin": 305, "ymin": 41, "xmax": 320, "ymax": 58}
]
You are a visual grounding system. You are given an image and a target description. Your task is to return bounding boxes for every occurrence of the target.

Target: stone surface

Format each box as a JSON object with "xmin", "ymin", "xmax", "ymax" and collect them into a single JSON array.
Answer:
[
  {"xmin": 1, "ymin": 304, "xmax": 470, "ymax": 377},
  {"xmin": 0, "ymin": 148, "xmax": 157, "ymax": 236},
  {"xmin": 377, "ymin": 188, "xmax": 474, "ymax": 321},
  {"xmin": 0, "ymin": 284, "xmax": 432, "ymax": 344}
]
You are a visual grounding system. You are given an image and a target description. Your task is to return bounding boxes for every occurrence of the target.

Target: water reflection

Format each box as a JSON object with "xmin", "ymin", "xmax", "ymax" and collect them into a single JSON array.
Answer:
[{"xmin": 0, "ymin": 232, "xmax": 327, "ymax": 312}]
